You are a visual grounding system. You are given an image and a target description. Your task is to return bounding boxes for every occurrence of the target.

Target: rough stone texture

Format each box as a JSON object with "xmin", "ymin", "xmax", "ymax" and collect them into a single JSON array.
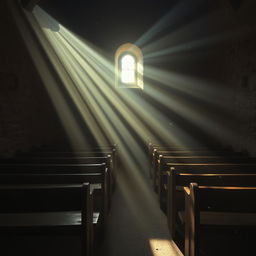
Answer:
[
  {"xmin": 0, "ymin": 0, "xmax": 58, "ymax": 157},
  {"xmin": 219, "ymin": 0, "xmax": 256, "ymax": 154}
]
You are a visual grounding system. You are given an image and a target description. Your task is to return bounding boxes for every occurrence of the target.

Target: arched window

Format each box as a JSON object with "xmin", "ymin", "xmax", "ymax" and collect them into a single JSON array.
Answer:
[{"xmin": 115, "ymin": 43, "xmax": 143, "ymax": 89}]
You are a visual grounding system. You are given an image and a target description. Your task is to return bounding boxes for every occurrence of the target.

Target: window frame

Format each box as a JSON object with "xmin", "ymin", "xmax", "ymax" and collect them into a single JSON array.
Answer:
[{"xmin": 115, "ymin": 43, "xmax": 143, "ymax": 89}]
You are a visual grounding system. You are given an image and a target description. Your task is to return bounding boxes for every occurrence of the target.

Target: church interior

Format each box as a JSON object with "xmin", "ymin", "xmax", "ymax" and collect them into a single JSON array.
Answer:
[{"xmin": 0, "ymin": 0, "xmax": 256, "ymax": 255}]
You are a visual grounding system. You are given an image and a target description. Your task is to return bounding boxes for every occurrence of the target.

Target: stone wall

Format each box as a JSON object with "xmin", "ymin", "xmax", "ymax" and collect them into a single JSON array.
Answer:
[
  {"xmin": 0, "ymin": 0, "xmax": 59, "ymax": 156},
  {"xmin": 1, "ymin": 0, "xmax": 256, "ymax": 156},
  {"xmin": 219, "ymin": 0, "xmax": 256, "ymax": 154}
]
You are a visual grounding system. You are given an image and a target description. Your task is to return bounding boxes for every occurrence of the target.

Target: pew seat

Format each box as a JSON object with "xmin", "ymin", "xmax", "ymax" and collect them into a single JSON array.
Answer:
[
  {"xmin": 0, "ymin": 211, "xmax": 99, "ymax": 227},
  {"xmin": 0, "ymin": 183, "xmax": 93, "ymax": 256}
]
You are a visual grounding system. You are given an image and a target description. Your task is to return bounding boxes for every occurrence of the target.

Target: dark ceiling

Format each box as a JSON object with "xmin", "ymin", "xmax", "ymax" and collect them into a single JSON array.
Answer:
[{"xmin": 39, "ymin": 0, "xmax": 180, "ymax": 52}]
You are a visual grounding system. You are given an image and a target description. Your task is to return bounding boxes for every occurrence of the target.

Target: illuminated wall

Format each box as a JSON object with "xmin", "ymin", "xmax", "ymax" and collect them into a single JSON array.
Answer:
[{"xmin": 0, "ymin": 0, "xmax": 256, "ymax": 157}]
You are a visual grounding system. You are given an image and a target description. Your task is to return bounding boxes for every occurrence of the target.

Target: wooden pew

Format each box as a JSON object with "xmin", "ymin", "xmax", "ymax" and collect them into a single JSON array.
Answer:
[
  {"xmin": 151, "ymin": 150, "xmax": 246, "ymax": 191},
  {"xmin": 165, "ymin": 163, "xmax": 256, "ymax": 213},
  {"xmin": 33, "ymin": 145, "xmax": 117, "ymax": 160},
  {"xmin": 167, "ymin": 170, "xmax": 256, "ymax": 240},
  {"xmin": 0, "ymin": 156, "xmax": 114, "ymax": 204},
  {"xmin": 24, "ymin": 148, "xmax": 117, "ymax": 174},
  {"xmin": 184, "ymin": 183, "xmax": 256, "ymax": 256},
  {"xmin": 0, "ymin": 162, "xmax": 110, "ymax": 225},
  {"xmin": 152, "ymin": 149, "xmax": 246, "ymax": 173},
  {"xmin": 148, "ymin": 143, "xmax": 185, "ymax": 178},
  {"xmin": 15, "ymin": 151, "xmax": 117, "ymax": 193},
  {"xmin": 0, "ymin": 172, "xmax": 108, "ymax": 229},
  {"xmin": 0, "ymin": 183, "xmax": 93, "ymax": 256},
  {"xmin": 157, "ymin": 157, "xmax": 256, "ymax": 208},
  {"xmin": 148, "ymin": 142, "xmax": 230, "ymax": 160},
  {"xmin": 148, "ymin": 142, "xmax": 185, "ymax": 158}
]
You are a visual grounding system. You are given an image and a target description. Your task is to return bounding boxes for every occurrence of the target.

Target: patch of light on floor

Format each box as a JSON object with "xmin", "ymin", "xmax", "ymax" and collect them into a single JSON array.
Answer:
[{"xmin": 149, "ymin": 238, "xmax": 183, "ymax": 256}]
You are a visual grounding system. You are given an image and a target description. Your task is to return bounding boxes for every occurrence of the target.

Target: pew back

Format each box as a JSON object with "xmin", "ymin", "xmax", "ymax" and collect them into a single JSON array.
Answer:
[
  {"xmin": 167, "ymin": 171, "xmax": 256, "ymax": 239},
  {"xmin": 0, "ymin": 183, "xmax": 92, "ymax": 255},
  {"xmin": 184, "ymin": 183, "xmax": 256, "ymax": 256}
]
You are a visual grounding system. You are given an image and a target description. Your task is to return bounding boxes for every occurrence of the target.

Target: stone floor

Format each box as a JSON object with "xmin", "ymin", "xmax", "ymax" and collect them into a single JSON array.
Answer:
[{"xmin": 95, "ymin": 167, "xmax": 183, "ymax": 256}]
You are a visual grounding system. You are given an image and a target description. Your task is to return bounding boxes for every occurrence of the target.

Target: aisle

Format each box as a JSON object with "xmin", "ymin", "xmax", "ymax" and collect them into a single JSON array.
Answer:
[{"xmin": 96, "ymin": 167, "xmax": 183, "ymax": 256}]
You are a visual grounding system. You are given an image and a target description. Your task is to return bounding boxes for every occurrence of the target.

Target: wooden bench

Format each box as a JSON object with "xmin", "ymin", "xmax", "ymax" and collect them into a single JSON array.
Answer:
[
  {"xmin": 0, "ymin": 156, "xmax": 114, "ymax": 207},
  {"xmin": 23, "ymin": 148, "xmax": 117, "ymax": 174},
  {"xmin": 157, "ymin": 157, "xmax": 256, "ymax": 208},
  {"xmin": 166, "ymin": 170, "xmax": 256, "ymax": 239},
  {"xmin": 0, "ymin": 163, "xmax": 109, "ymax": 217},
  {"xmin": 0, "ymin": 172, "xmax": 108, "ymax": 229},
  {"xmin": 0, "ymin": 183, "xmax": 93, "ymax": 256},
  {"xmin": 184, "ymin": 184, "xmax": 256, "ymax": 256},
  {"xmin": 165, "ymin": 162, "xmax": 256, "ymax": 212},
  {"xmin": 148, "ymin": 143, "xmax": 185, "ymax": 177},
  {"xmin": 148, "ymin": 142, "xmax": 213, "ymax": 161},
  {"xmin": 151, "ymin": 150, "xmax": 246, "ymax": 191},
  {"xmin": 14, "ymin": 151, "xmax": 117, "ymax": 193}
]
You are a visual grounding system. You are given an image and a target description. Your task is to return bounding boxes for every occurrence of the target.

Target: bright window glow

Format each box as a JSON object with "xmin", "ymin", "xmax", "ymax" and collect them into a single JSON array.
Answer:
[
  {"xmin": 121, "ymin": 54, "xmax": 136, "ymax": 83},
  {"xmin": 115, "ymin": 43, "xmax": 143, "ymax": 89}
]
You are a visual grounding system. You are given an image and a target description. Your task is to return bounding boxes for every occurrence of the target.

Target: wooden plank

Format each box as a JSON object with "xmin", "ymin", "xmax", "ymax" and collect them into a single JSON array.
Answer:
[
  {"xmin": 184, "ymin": 184, "xmax": 256, "ymax": 256},
  {"xmin": 0, "ymin": 183, "xmax": 92, "ymax": 256},
  {"xmin": 179, "ymin": 211, "xmax": 256, "ymax": 226},
  {"xmin": 0, "ymin": 211, "xmax": 82, "ymax": 227}
]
